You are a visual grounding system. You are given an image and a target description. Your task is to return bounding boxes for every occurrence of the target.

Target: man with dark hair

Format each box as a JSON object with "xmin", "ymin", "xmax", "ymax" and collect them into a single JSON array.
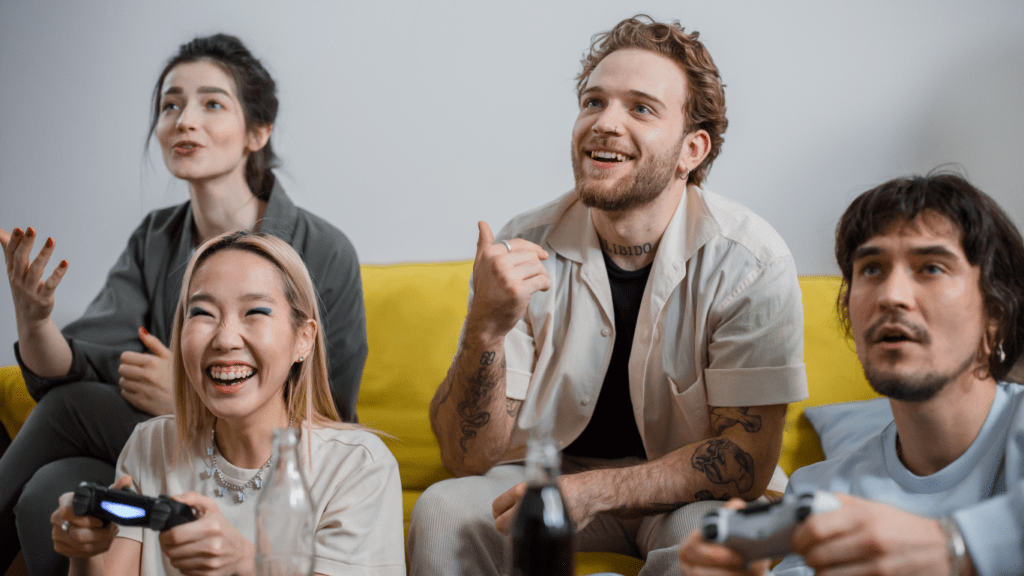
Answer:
[
  {"xmin": 680, "ymin": 173, "xmax": 1024, "ymax": 576},
  {"xmin": 409, "ymin": 15, "xmax": 808, "ymax": 575}
]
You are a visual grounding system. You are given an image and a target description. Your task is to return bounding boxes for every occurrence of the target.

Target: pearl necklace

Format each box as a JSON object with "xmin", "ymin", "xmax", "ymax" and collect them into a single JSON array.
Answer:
[{"xmin": 205, "ymin": 418, "xmax": 293, "ymax": 503}]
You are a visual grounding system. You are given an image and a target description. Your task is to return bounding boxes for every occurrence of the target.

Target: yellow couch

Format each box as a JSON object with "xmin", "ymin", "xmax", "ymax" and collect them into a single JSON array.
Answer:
[{"xmin": 0, "ymin": 263, "xmax": 879, "ymax": 575}]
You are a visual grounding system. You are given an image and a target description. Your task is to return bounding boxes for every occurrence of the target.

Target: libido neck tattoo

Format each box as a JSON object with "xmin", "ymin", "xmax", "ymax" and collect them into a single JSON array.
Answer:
[{"xmin": 600, "ymin": 238, "xmax": 653, "ymax": 257}]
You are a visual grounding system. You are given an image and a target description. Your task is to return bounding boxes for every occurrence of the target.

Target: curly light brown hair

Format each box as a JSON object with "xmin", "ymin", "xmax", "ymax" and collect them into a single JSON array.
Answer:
[{"xmin": 576, "ymin": 15, "xmax": 727, "ymax": 186}]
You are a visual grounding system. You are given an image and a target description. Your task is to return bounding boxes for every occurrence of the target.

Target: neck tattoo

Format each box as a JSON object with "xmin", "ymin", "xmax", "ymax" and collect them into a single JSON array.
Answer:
[
  {"xmin": 599, "ymin": 238, "xmax": 653, "ymax": 257},
  {"xmin": 205, "ymin": 417, "xmax": 294, "ymax": 503}
]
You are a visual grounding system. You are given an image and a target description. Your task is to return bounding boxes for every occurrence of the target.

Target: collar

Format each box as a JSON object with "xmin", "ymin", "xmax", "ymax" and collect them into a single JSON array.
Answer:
[{"xmin": 547, "ymin": 184, "xmax": 721, "ymax": 281}]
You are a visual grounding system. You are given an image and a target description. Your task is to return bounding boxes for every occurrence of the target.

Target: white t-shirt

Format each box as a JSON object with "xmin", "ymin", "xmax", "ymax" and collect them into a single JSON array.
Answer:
[{"xmin": 115, "ymin": 415, "xmax": 406, "ymax": 576}]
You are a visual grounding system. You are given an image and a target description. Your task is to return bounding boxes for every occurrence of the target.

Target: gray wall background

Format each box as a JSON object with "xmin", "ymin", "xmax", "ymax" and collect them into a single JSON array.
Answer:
[{"xmin": 2, "ymin": 0, "xmax": 1022, "ymax": 366}]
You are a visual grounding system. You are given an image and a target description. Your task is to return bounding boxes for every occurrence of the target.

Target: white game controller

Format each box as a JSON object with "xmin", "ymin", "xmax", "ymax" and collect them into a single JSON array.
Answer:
[{"xmin": 701, "ymin": 490, "xmax": 840, "ymax": 561}]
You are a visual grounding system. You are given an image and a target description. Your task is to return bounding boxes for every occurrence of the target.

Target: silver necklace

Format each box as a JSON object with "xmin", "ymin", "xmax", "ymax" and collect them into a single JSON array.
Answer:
[{"xmin": 205, "ymin": 418, "xmax": 293, "ymax": 503}]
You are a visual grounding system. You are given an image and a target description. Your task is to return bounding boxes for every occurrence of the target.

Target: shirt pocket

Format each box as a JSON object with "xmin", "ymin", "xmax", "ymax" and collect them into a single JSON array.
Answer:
[{"xmin": 668, "ymin": 374, "xmax": 710, "ymax": 437}]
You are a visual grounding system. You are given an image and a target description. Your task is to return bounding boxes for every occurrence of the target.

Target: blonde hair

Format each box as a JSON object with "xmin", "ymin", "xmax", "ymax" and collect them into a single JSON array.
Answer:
[{"xmin": 171, "ymin": 232, "xmax": 354, "ymax": 454}]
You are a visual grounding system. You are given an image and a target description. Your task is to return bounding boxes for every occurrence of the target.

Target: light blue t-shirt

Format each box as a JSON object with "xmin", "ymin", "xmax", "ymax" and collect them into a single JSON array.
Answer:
[{"xmin": 774, "ymin": 383, "xmax": 1024, "ymax": 576}]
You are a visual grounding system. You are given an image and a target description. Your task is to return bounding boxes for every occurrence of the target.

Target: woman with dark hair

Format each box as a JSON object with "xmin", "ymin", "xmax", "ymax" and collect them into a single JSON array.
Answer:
[
  {"xmin": 51, "ymin": 233, "xmax": 403, "ymax": 575},
  {"xmin": 0, "ymin": 34, "xmax": 367, "ymax": 575}
]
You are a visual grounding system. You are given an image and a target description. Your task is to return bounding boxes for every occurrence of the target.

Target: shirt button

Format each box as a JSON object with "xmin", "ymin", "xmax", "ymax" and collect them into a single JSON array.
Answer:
[{"xmin": 601, "ymin": 328, "xmax": 611, "ymax": 337}]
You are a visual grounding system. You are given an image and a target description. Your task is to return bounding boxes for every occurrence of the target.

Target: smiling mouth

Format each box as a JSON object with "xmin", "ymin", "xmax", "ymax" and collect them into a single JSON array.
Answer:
[
  {"xmin": 586, "ymin": 150, "xmax": 633, "ymax": 163},
  {"xmin": 206, "ymin": 365, "xmax": 256, "ymax": 386}
]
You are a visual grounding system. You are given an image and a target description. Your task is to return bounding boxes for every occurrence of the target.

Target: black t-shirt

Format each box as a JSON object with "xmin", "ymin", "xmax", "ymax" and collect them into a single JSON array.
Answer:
[{"xmin": 563, "ymin": 252, "xmax": 650, "ymax": 460}]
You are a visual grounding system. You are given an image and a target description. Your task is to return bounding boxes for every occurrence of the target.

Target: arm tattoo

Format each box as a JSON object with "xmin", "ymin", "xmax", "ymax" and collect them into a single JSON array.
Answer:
[
  {"xmin": 709, "ymin": 406, "xmax": 762, "ymax": 436},
  {"xmin": 506, "ymin": 399, "xmax": 522, "ymax": 418},
  {"xmin": 694, "ymin": 490, "xmax": 732, "ymax": 502},
  {"xmin": 691, "ymin": 438, "xmax": 755, "ymax": 494},
  {"xmin": 456, "ymin": 352, "xmax": 504, "ymax": 458}
]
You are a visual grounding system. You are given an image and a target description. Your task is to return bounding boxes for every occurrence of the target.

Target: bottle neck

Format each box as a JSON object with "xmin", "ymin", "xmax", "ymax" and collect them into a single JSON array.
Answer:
[
  {"xmin": 272, "ymin": 428, "xmax": 300, "ymax": 472},
  {"xmin": 524, "ymin": 438, "xmax": 560, "ymax": 486}
]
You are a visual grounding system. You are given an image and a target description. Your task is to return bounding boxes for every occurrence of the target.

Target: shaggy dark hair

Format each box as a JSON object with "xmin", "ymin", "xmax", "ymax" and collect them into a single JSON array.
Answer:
[
  {"xmin": 835, "ymin": 172, "xmax": 1024, "ymax": 380},
  {"xmin": 576, "ymin": 15, "xmax": 727, "ymax": 186}
]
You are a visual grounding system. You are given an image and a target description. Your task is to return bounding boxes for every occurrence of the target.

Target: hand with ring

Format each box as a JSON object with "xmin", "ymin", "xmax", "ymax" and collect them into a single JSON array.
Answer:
[
  {"xmin": 467, "ymin": 221, "xmax": 551, "ymax": 341},
  {"xmin": 51, "ymin": 476, "xmax": 132, "ymax": 558}
]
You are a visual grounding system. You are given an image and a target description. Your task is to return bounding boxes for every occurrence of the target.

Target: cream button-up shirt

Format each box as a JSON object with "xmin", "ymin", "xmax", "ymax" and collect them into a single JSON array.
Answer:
[{"xmin": 484, "ymin": 186, "xmax": 809, "ymax": 465}]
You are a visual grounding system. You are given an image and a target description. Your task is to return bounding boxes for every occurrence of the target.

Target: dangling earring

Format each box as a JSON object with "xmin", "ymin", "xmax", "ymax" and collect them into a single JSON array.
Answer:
[{"xmin": 997, "ymin": 343, "xmax": 1006, "ymax": 363}]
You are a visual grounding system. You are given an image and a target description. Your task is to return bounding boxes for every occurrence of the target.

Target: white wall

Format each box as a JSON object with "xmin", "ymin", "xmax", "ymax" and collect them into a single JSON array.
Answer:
[{"xmin": 1, "ymin": 0, "xmax": 1022, "ymax": 366}]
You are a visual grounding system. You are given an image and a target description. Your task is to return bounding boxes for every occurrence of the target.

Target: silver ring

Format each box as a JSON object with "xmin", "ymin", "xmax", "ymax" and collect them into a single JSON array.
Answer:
[
  {"xmin": 501, "ymin": 240, "xmax": 512, "ymax": 253},
  {"xmin": 61, "ymin": 520, "xmax": 70, "ymax": 533}
]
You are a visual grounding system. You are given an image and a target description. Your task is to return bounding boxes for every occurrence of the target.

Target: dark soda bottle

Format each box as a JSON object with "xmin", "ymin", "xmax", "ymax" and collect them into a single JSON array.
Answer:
[{"xmin": 511, "ymin": 438, "xmax": 575, "ymax": 576}]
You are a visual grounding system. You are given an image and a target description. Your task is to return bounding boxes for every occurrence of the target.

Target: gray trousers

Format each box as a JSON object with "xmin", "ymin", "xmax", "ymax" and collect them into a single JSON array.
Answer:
[
  {"xmin": 407, "ymin": 456, "xmax": 723, "ymax": 576},
  {"xmin": 0, "ymin": 381, "xmax": 149, "ymax": 576}
]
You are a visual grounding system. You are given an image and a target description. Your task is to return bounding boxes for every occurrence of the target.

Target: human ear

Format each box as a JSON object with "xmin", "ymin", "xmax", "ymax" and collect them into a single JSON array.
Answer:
[
  {"xmin": 246, "ymin": 123, "xmax": 273, "ymax": 153},
  {"xmin": 294, "ymin": 319, "xmax": 316, "ymax": 363},
  {"xmin": 678, "ymin": 129, "xmax": 710, "ymax": 179}
]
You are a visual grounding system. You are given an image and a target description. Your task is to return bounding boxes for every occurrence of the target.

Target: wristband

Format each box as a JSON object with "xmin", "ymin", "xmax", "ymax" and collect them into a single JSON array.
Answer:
[{"xmin": 939, "ymin": 516, "xmax": 966, "ymax": 576}]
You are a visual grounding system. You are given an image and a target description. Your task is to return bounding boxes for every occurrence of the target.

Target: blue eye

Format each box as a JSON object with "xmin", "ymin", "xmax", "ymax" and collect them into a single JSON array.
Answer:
[
  {"xmin": 247, "ymin": 307, "xmax": 272, "ymax": 316},
  {"xmin": 635, "ymin": 104, "xmax": 651, "ymax": 114},
  {"xmin": 206, "ymin": 101, "xmax": 223, "ymax": 110},
  {"xmin": 188, "ymin": 306, "xmax": 211, "ymax": 318},
  {"xmin": 583, "ymin": 98, "xmax": 602, "ymax": 109},
  {"xmin": 161, "ymin": 102, "xmax": 180, "ymax": 112},
  {"xmin": 860, "ymin": 263, "xmax": 882, "ymax": 277}
]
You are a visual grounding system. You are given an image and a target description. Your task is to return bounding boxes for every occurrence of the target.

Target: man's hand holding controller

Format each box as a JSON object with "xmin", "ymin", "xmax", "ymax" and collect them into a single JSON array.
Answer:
[
  {"xmin": 679, "ymin": 491, "xmax": 841, "ymax": 575},
  {"xmin": 701, "ymin": 490, "xmax": 841, "ymax": 561}
]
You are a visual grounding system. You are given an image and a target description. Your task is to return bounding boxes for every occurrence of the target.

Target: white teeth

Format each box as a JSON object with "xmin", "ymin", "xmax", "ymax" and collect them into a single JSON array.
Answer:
[
  {"xmin": 208, "ymin": 366, "xmax": 255, "ymax": 383},
  {"xmin": 591, "ymin": 150, "xmax": 627, "ymax": 162}
]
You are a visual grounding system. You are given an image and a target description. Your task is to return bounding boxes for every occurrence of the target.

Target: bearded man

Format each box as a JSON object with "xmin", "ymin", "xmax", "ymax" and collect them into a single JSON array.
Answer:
[
  {"xmin": 679, "ymin": 174, "xmax": 1024, "ymax": 576},
  {"xmin": 409, "ymin": 15, "xmax": 809, "ymax": 576}
]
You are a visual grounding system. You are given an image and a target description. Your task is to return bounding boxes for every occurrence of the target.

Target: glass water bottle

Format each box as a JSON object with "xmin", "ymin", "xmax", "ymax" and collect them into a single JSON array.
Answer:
[
  {"xmin": 255, "ymin": 428, "xmax": 315, "ymax": 576},
  {"xmin": 510, "ymin": 437, "xmax": 575, "ymax": 576}
]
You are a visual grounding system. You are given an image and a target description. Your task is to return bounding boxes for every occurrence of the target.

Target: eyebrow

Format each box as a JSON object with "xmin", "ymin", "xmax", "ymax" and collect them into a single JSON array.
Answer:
[
  {"xmin": 852, "ymin": 244, "xmax": 960, "ymax": 260},
  {"xmin": 162, "ymin": 86, "xmax": 231, "ymax": 97},
  {"xmin": 580, "ymin": 87, "xmax": 665, "ymax": 108},
  {"xmin": 187, "ymin": 292, "xmax": 274, "ymax": 305}
]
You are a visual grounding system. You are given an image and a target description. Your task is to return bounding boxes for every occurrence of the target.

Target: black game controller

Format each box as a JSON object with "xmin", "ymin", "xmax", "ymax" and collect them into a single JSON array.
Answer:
[
  {"xmin": 701, "ymin": 490, "xmax": 840, "ymax": 561},
  {"xmin": 72, "ymin": 482, "xmax": 197, "ymax": 531}
]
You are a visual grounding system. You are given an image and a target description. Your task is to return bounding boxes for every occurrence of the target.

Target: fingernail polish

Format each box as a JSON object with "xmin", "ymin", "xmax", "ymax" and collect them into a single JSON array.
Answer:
[
  {"xmin": 45, "ymin": 237, "xmax": 54, "ymax": 248},
  {"xmin": 140, "ymin": 327, "xmax": 149, "ymax": 337},
  {"xmin": 25, "ymin": 228, "xmax": 35, "ymax": 238},
  {"xmin": 12, "ymin": 228, "xmax": 22, "ymax": 237},
  {"xmin": 59, "ymin": 260, "xmax": 68, "ymax": 268}
]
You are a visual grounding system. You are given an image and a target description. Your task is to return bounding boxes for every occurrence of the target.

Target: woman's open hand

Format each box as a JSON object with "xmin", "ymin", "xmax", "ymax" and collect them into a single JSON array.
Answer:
[
  {"xmin": 50, "ymin": 475, "xmax": 130, "ymax": 558},
  {"xmin": 159, "ymin": 492, "xmax": 255, "ymax": 576},
  {"xmin": 1, "ymin": 227, "xmax": 68, "ymax": 328}
]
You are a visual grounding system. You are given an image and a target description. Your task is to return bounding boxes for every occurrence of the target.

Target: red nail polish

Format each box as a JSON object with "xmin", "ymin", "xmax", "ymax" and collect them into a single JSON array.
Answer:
[
  {"xmin": 45, "ymin": 237, "xmax": 54, "ymax": 248},
  {"xmin": 140, "ymin": 327, "xmax": 149, "ymax": 337},
  {"xmin": 59, "ymin": 260, "xmax": 68, "ymax": 268},
  {"xmin": 12, "ymin": 228, "xmax": 22, "ymax": 237},
  {"xmin": 25, "ymin": 228, "xmax": 35, "ymax": 238}
]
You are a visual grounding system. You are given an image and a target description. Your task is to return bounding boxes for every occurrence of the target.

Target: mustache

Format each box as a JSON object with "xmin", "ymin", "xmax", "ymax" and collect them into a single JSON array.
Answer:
[
  {"xmin": 581, "ymin": 135, "xmax": 638, "ymax": 157},
  {"xmin": 864, "ymin": 311, "xmax": 931, "ymax": 345}
]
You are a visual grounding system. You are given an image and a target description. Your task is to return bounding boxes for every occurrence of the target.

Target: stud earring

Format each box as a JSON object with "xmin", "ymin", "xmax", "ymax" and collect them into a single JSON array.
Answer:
[{"xmin": 297, "ymin": 356, "xmax": 305, "ymax": 363}]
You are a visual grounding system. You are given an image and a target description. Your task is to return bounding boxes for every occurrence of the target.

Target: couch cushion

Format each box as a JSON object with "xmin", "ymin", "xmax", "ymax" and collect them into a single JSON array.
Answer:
[
  {"xmin": 0, "ymin": 365, "xmax": 33, "ymax": 438},
  {"xmin": 358, "ymin": 261, "xmax": 473, "ymax": 491},
  {"xmin": 804, "ymin": 397, "xmax": 893, "ymax": 459},
  {"xmin": 778, "ymin": 276, "xmax": 880, "ymax": 476}
]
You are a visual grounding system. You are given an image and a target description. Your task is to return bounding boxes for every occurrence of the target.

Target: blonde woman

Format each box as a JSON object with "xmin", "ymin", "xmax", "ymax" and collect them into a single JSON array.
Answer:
[{"xmin": 50, "ymin": 233, "xmax": 404, "ymax": 575}]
